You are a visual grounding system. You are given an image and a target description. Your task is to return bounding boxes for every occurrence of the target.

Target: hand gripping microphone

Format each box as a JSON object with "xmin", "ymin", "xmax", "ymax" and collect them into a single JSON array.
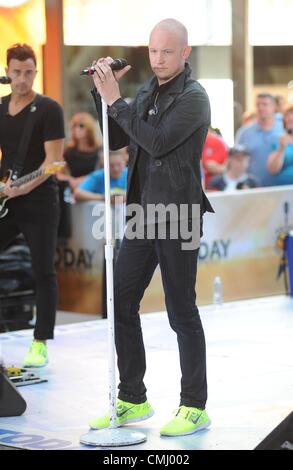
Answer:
[
  {"xmin": 80, "ymin": 58, "xmax": 128, "ymax": 76},
  {"xmin": 0, "ymin": 76, "xmax": 11, "ymax": 84}
]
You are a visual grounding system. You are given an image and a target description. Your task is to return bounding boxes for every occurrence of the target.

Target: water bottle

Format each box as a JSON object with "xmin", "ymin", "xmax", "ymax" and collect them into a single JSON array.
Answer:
[
  {"xmin": 213, "ymin": 276, "xmax": 223, "ymax": 305},
  {"xmin": 64, "ymin": 186, "xmax": 72, "ymax": 204}
]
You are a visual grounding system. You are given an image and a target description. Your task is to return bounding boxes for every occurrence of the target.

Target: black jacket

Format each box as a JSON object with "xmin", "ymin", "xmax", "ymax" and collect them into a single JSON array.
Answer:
[{"xmin": 91, "ymin": 63, "xmax": 214, "ymax": 219}]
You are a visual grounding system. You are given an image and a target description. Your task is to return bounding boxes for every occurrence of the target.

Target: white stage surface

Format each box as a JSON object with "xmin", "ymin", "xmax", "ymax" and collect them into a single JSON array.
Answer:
[{"xmin": 0, "ymin": 295, "xmax": 292, "ymax": 450}]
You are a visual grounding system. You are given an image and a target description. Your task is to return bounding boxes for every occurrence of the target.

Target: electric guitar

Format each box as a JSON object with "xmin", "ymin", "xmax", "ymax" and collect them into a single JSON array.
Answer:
[{"xmin": 0, "ymin": 162, "xmax": 65, "ymax": 219}]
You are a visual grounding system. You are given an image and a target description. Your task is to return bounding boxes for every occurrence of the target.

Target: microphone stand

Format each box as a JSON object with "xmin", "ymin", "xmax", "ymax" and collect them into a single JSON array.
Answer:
[{"xmin": 80, "ymin": 99, "xmax": 147, "ymax": 447}]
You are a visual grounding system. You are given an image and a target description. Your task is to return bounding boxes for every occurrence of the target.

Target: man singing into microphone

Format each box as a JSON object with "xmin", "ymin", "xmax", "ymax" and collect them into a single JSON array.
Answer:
[{"xmin": 90, "ymin": 18, "xmax": 213, "ymax": 437}]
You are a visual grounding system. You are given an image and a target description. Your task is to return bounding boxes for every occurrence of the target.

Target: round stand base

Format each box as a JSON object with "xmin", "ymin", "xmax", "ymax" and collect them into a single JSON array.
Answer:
[{"xmin": 80, "ymin": 428, "xmax": 147, "ymax": 447}]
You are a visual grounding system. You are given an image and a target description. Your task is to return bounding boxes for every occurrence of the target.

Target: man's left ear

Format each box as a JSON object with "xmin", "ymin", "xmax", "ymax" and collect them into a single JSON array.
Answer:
[{"xmin": 183, "ymin": 46, "xmax": 192, "ymax": 60}]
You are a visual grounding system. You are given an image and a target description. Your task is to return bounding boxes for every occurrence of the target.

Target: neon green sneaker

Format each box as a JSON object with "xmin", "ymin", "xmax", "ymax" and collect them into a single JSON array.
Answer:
[
  {"xmin": 23, "ymin": 341, "xmax": 48, "ymax": 368},
  {"xmin": 89, "ymin": 399, "xmax": 154, "ymax": 430},
  {"xmin": 160, "ymin": 406, "xmax": 211, "ymax": 437}
]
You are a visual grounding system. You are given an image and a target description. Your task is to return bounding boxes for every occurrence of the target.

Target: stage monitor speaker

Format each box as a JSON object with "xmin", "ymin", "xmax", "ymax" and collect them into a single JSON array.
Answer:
[
  {"xmin": 0, "ymin": 368, "xmax": 27, "ymax": 417},
  {"xmin": 255, "ymin": 412, "xmax": 293, "ymax": 450}
]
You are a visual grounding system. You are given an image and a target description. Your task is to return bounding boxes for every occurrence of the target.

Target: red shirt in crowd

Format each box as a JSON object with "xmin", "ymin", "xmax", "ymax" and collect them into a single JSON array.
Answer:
[{"xmin": 202, "ymin": 131, "xmax": 228, "ymax": 187}]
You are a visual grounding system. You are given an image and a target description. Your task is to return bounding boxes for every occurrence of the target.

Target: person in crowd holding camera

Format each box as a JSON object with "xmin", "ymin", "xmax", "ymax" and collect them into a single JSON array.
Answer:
[{"xmin": 267, "ymin": 106, "xmax": 293, "ymax": 186}]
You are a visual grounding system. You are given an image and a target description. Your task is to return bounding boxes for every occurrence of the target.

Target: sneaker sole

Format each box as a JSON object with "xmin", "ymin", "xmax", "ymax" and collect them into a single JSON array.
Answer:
[
  {"xmin": 160, "ymin": 419, "xmax": 211, "ymax": 437},
  {"xmin": 23, "ymin": 360, "xmax": 49, "ymax": 368},
  {"xmin": 90, "ymin": 409, "xmax": 155, "ymax": 430}
]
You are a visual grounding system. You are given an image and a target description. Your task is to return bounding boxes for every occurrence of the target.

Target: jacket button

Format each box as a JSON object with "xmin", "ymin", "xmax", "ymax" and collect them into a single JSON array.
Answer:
[{"xmin": 155, "ymin": 160, "xmax": 162, "ymax": 166}]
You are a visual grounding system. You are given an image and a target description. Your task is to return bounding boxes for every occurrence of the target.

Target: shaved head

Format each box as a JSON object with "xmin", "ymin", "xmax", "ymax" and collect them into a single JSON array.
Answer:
[
  {"xmin": 150, "ymin": 18, "xmax": 189, "ymax": 47},
  {"xmin": 148, "ymin": 18, "xmax": 191, "ymax": 85}
]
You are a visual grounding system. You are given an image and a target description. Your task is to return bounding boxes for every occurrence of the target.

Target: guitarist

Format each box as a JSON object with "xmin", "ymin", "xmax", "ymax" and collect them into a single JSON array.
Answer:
[{"xmin": 0, "ymin": 44, "xmax": 65, "ymax": 367}]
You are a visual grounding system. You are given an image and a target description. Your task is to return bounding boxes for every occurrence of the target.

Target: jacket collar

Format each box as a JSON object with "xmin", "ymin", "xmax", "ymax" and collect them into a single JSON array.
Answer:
[
  {"xmin": 136, "ymin": 63, "xmax": 192, "ymax": 121},
  {"xmin": 140, "ymin": 62, "xmax": 192, "ymax": 96}
]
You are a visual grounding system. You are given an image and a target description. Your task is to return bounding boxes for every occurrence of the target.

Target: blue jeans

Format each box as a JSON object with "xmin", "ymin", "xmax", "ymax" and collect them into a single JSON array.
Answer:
[{"xmin": 114, "ymin": 224, "xmax": 207, "ymax": 409}]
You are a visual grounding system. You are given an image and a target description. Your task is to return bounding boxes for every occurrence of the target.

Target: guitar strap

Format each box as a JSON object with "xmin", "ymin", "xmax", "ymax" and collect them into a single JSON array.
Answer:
[{"xmin": 0, "ymin": 93, "xmax": 43, "ymax": 180}]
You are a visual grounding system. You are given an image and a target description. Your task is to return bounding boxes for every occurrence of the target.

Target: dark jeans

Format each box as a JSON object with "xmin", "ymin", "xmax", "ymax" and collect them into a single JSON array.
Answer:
[
  {"xmin": 114, "ymin": 223, "xmax": 207, "ymax": 409},
  {"xmin": 0, "ymin": 193, "xmax": 60, "ymax": 340}
]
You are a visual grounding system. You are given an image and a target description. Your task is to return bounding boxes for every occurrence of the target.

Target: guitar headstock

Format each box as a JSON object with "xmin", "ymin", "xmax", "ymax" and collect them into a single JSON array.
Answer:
[{"xmin": 43, "ymin": 162, "xmax": 66, "ymax": 175}]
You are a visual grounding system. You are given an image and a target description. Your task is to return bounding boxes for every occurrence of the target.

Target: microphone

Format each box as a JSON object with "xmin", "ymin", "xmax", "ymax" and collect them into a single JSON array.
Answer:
[
  {"xmin": 0, "ymin": 76, "xmax": 11, "ymax": 84},
  {"xmin": 80, "ymin": 58, "xmax": 128, "ymax": 76}
]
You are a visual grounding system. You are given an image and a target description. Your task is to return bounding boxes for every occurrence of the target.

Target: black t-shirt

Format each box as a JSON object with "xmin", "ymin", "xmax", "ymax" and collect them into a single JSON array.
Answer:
[
  {"xmin": 131, "ymin": 72, "xmax": 185, "ymax": 204},
  {"xmin": 64, "ymin": 147, "xmax": 100, "ymax": 177},
  {"xmin": 0, "ymin": 93, "xmax": 65, "ymax": 198}
]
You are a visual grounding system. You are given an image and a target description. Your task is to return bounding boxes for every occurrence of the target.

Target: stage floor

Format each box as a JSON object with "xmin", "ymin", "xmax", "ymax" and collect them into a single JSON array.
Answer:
[{"xmin": 0, "ymin": 295, "xmax": 292, "ymax": 450}]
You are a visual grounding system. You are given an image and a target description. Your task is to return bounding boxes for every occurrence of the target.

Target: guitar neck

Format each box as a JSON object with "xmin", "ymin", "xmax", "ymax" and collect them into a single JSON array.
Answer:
[{"xmin": 11, "ymin": 168, "xmax": 44, "ymax": 188}]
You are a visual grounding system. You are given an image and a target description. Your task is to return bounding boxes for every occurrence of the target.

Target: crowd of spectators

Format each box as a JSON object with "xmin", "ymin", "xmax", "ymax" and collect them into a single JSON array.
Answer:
[
  {"xmin": 59, "ymin": 93, "xmax": 292, "ymax": 207},
  {"xmin": 202, "ymin": 93, "xmax": 293, "ymax": 192}
]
